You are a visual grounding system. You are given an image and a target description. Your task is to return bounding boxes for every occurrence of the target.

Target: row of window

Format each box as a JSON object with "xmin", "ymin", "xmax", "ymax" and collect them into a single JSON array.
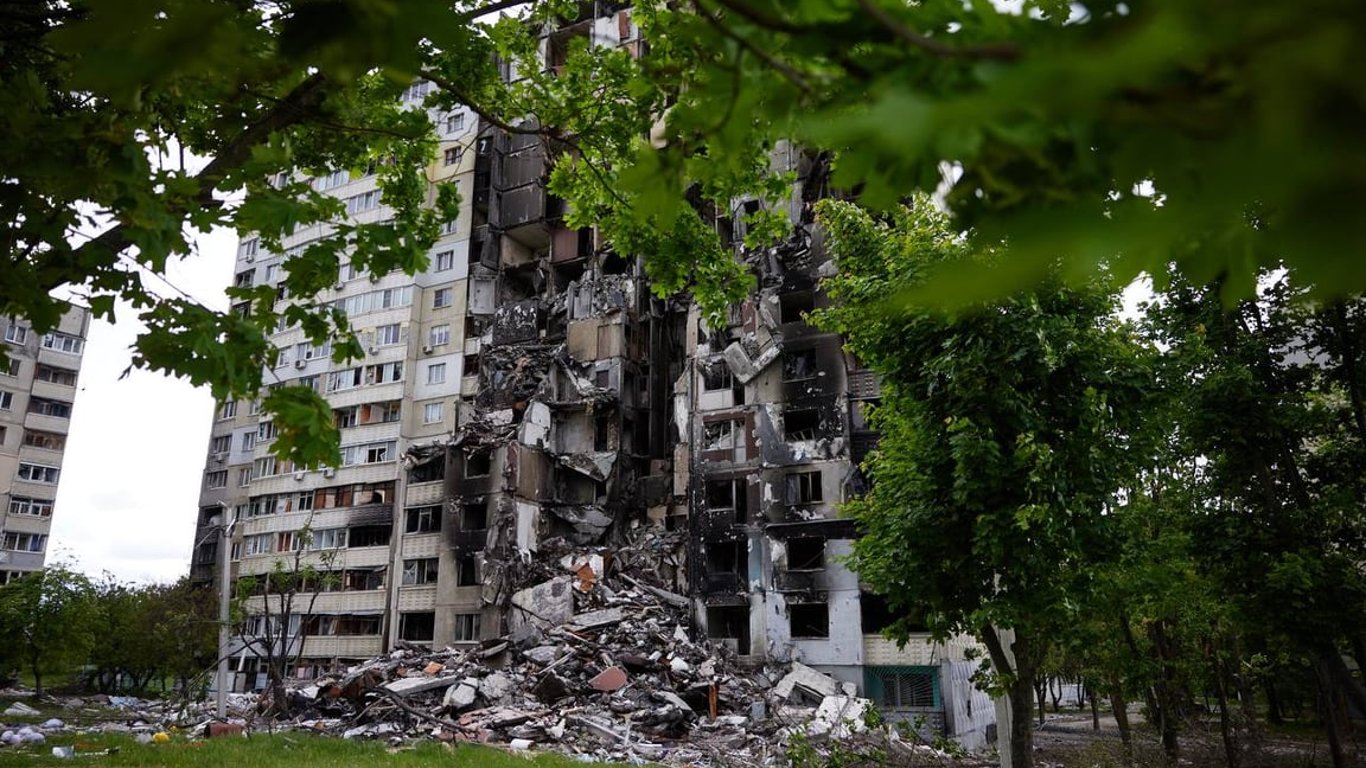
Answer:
[
  {"xmin": 2, "ymin": 327, "xmax": 84, "ymax": 355},
  {"xmin": 329, "ymin": 362, "xmax": 403, "ymax": 392},
  {"xmin": 238, "ymin": 609, "xmax": 479, "ymax": 643},
  {"xmin": 0, "ymin": 393, "xmax": 73, "ymax": 418},
  {"xmin": 1, "ymin": 532, "xmax": 46, "ymax": 553},
  {"xmin": 8, "ymin": 496, "xmax": 54, "ymax": 517},
  {"xmin": 234, "ymin": 481, "xmax": 394, "ymax": 520},
  {"xmin": 0, "ymin": 359, "xmax": 77, "ymax": 386},
  {"xmin": 16, "ymin": 463, "xmax": 59, "ymax": 484},
  {"xmin": 333, "ymin": 285, "xmax": 412, "ymax": 318}
]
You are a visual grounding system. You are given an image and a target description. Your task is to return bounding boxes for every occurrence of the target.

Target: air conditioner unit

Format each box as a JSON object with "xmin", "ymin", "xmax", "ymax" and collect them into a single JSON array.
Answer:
[
  {"xmin": 294, "ymin": 471, "xmax": 306, "ymax": 481},
  {"xmin": 369, "ymin": 273, "xmax": 381, "ymax": 283},
  {"xmin": 421, "ymin": 344, "xmax": 433, "ymax": 355},
  {"xmin": 334, "ymin": 281, "xmax": 345, "ymax": 290},
  {"xmin": 294, "ymin": 359, "xmax": 306, "ymax": 369},
  {"xmin": 211, "ymin": 453, "xmax": 227, "ymax": 464},
  {"xmin": 368, "ymin": 346, "xmax": 379, "ymax": 356},
  {"xmin": 322, "ymin": 468, "xmax": 336, "ymax": 478},
  {"xmin": 243, "ymin": 254, "xmax": 255, "ymax": 263}
]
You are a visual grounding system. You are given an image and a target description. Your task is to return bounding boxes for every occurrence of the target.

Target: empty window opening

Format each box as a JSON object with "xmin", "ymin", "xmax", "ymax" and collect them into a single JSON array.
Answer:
[
  {"xmin": 456, "ymin": 553, "xmax": 480, "ymax": 586},
  {"xmin": 465, "ymin": 452, "xmax": 491, "ymax": 477},
  {"xmin": 702, "ymin": 364, "xmax": 733, "ymax": 391},
  {"xmin": 348, "ymin": 524, "xmax": 391, "ymax": 548},
  {"xmin": 784, "ymin": 409, "xmax": 821, "ymax": 442},
  {"xmin": 780, "ymin": 291, "xmax": 815, "ymax": 324},
  {"xmin": 704, "ymin": 540, "xmax": 748, "ymax": 581},
  {"xmin": 705, "ymin": 606, "xmax": 751, "ymax": 655},
  {"xmin": 399, "ymin": 612, "xmax": 435, "ymax": 642},
  {"xmin": 704, "ymin": 478, "xmax": 748, "ymax": 523},
  {"xmin": 782, "ymin": 349, "xmax": 819, "ymax": 382},
  {"xmin": 405, "ymin": 505, "xmax": 442, "ymax": 534},
  {"xmin": 601, "ymin": 250, "xmax": 631, "ymax": 275},
  {"xmin": 787, "ymin": 538, "xmax": 826, "ymax": 570},
  {"xmin": 410, "ymin": 456, "xmax": 445, "ymax": 483},
  {"xmin": 789, "ymin": 602, "xmax": 830, "ymax": 638},
  {"xmin": 785, "ymin": 471, "xmax": 824, "ymax": 506},
  {"xmin": 343, "ymin": 568, "xmax": 385, "ymax": 591},
  {"xmin": 593, "ymin": 414, "xmax": 611, "ymax": 451},
  {"xmin": 461, "ymin": 501, "xmax": 488, "ymax": 530}
]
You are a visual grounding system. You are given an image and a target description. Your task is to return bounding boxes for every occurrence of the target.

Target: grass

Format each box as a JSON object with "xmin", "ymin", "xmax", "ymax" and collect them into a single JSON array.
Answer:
[{"xmin": 0, "ymin": 731, "xmax": 616, "ymax": 768}]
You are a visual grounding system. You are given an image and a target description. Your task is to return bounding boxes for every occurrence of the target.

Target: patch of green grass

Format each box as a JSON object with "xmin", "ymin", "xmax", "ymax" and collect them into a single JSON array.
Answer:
[{"xmin": 0, "ymin": 731, "xmax": 616, "ymax": 768}]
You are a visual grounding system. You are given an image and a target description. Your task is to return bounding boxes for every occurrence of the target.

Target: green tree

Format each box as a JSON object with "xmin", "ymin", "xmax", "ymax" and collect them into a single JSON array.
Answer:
[
  {"xmin": 812, "ymin": 197, "xmax": 1151, "ymax": 768},
  {"xmin": 1143, "ymin": 271, "xmax": 1366, "ymax": 768},
  {"xmin": 9, "ymin": 1, "xmax": 1361, "ymax": 470},
  {"xmin": 0, "ymin": 565, "xmax": 99, "ymax": 696}
]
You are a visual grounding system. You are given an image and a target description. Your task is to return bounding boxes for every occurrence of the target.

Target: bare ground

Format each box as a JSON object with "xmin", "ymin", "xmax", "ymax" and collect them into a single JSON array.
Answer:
[{"xmin": 1031, "ymin": 710, "xmax": 1364, "ymax": 768}]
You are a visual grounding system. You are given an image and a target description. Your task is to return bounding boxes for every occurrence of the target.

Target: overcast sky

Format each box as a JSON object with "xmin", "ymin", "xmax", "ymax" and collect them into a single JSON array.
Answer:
[{"xmin": 48, "ymin": 229, "xmax": 236, "ymax": 585}]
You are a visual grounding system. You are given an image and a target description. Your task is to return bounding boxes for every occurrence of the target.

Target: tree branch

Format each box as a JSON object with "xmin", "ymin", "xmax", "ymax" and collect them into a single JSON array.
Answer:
[
  {"xmin": 693, "ymin": 0, "xmax": 812, "ymax": 94},
  {"xmin": 854, "ymin": 0, "xmax": 1021, "ymax": 62}
]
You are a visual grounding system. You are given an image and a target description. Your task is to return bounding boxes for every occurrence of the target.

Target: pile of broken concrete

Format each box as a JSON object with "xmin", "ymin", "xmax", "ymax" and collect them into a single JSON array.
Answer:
[{"xmin": 271, "ymin": 565, "xmax": 953, "ymax": 765}]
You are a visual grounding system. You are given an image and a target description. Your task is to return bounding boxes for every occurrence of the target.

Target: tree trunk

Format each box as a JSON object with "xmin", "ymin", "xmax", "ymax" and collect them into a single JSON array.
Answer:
[
  {"xmin": 1148, "ymin": 621, "xmax": 1182, "ymax": 765},
  {"xmin": 1049, "ymin": 677, "xmax": 1061, "ymax": 712},
  {"xmin": 1035, "ymin": 676, "xmax": 1048, "ymax": 726},
  {"xmin": 1315, "ymin": 655, "xmax": 1347, "ymax": 768},
  {"xmin": 1264, "ymin": 680, "xmax": 1285, "ymax": 726},
  {"xmin": 1088, "ymin": 688, "xmax": 1100, "ymax": 730},
  {"xmin": 982, "ymin": 627, "xmax": 1039, "ymax": 768},
  {"xmin": 1108, "ymin": 682, "xmax": 1133, "ymax": 757},
  {"xmin": 1213, "ymin": 655, "xmax": 1240, "ymax": 768}
]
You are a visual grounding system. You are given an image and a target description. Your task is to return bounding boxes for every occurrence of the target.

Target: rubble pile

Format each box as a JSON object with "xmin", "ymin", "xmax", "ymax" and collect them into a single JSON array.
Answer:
[{"xmin": 283, "ymin": 564, "xmax": 791, "ymax": 764}]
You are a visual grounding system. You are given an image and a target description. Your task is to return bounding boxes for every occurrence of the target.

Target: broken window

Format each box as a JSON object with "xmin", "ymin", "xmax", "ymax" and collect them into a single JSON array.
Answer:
[
  {"xmin": 410, "ymin": 456, "xmax": 445, "ymax": 483},
  {"xmin": 594, "ymin": 368, "xmax": 610, "ymax": 388},
  {"xmin": 336, "ymin": 614, "xmax": 382, "ymax": 636},
  {"xmin": 701, "ymin": 363, "xmax": 732, "ymax": 391},
  {"xmin": 784, "ymin": 409, "xmax": 821, "ymax": 442},
  {"xmin": 203, "ymin": 470, "xmax": 226, "ymax": 488},
  {"xmin": 704, "ymin": 478, "xmax": 748, "ymax": 523},
  {"xmin": 404, "ymin": 505, "xmax": 442, "ymax": 534},
  {"xmin": 787, "ymin": 538, "xmax": 826, "ymax": 570},
  {"xmin": 343, "ymin": 568, "xmax": 385, "ymax": 591},
  {"xmin": 782, "ymin": 348, "xmax": 819, "ymax": 382},
  {"xmin": 402, "ymin": 558, "xmax": 439, "ymax": 586},
  {"xmin": 398, "ymin": 612, "xmax": 434, "ymax": 642},
  {"xmin": 868, "ymin": 668, "xmax": 939, "ymax": 708},
  {"xmin": 340, "ymin": 440, "xmax": 395, "ymax": 466},
  {"xmin": 461, "ymin": 501, "xmax": 488, "ymax": 530},
  {"xmin": 704, "ymin": 540, "xmax": 748, "ymax": 583},
  {"xmin": 789, "ymin": 602, "xmax": 830, "ymax": 638},
  {"xmin": 453, "ymin": 613, "xmax": 481, "ymax": 642},
  {"xmin": 702, "ymin": 419, "xmax": 743, "ymax": 455},
  {"xmin": 593, "ymin": 414, "xmax": 611, "ymax": 451},
  {"xmin": 780, "ymin": 291, "xmax": 815, "ymax": 324},
  {"xmin": 456, "ymin": 553, "xmax": 480, "ymax": 586},
  {"xmin": 348, "ymin": 524, "xmax": 392, "ymax": 548},
  {"xmin": 785, "ymin": 471, "xmax": 824, "ymax": 506},
  {"xmin": 464, "ymin": 353, "xmax": 481, "ymax": 378},
  {"xmin": 465, "ymin": 452, "xmax": 491, "ymax": 477},
  {"xmin": 705, "ymin": 606, "xmax": 751, "ymax": 655}
]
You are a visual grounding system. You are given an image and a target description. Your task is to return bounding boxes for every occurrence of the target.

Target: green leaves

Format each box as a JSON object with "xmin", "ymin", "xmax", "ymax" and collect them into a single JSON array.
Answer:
[{"xmin": 263, "ymin": 385, "xmax": 342, "ymax": 469}]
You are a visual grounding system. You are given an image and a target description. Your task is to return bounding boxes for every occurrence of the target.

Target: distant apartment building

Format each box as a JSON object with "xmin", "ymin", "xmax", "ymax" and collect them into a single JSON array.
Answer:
[
  {"xmin": 0, "ymin": 307, "xmax": 90, "ymax": 584},
  {"xmin": 189, "ymin": 4, "xmax": 994, "ymax": 747}
]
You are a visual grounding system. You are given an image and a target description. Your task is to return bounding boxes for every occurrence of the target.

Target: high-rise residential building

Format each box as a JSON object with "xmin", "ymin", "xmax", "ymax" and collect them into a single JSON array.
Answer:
[
  {"xmin": 0, "ymin": 307, "xmax": 90, "ymax": 584},
  {"xmin": 190, "ymin": 5, "xmax": 994, "ymax": 747}
]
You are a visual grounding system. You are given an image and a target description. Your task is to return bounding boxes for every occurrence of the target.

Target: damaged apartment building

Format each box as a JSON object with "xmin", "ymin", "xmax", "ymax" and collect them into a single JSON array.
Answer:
[{"xmin": 188, "ymin": 3, "xmax": 994, "ymax": 749}]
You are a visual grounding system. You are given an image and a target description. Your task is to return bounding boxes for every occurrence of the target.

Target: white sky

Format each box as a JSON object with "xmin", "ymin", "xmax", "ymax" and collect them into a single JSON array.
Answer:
[{"xmin": 47, "ymin": 228, "xmax": 237, "ymax": 585}]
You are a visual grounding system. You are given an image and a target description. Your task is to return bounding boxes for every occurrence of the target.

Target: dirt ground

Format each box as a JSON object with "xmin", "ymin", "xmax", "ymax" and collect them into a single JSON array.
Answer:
[{"xmin": 1030, "ymin": 709, "xmax": 1363, "ymax": 767}]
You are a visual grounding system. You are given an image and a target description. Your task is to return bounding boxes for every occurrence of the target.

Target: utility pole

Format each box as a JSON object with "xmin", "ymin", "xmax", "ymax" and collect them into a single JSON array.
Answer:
[{"xmin": 216, "ymin": 503, "xmax": 235, "ymax": 721}]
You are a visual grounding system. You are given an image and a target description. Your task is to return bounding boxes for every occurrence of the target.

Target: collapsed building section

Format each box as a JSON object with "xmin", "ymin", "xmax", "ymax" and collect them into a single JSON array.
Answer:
[{"xmin": 188, "ymin": 4, "xmax": 994, "ymax": 752}]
